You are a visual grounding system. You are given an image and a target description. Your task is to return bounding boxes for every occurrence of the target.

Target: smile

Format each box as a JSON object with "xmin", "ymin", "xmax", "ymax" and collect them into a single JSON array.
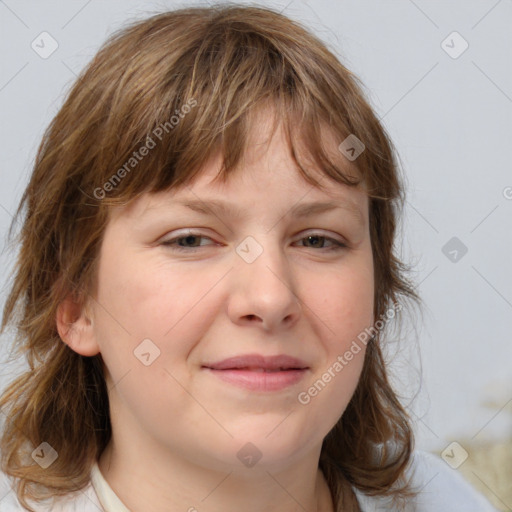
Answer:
[
  {"xmin": 203, "ymin": 367, "xmax": 308, "ymax": 391},
  {"xmin": 202, "ymin": 353, "xmax": 310, "ymax": 391}
]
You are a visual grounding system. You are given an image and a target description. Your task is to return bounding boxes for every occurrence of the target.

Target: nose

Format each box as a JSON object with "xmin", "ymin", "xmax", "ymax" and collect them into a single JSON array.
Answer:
[{"xmin": 227, "ymin": 237, "xmax": 302, "ymax": 331}]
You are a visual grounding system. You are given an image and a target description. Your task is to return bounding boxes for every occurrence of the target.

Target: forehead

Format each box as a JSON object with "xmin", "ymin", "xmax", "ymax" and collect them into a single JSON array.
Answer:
[
  {"xmin": 119, "ymin": 173, "xmax": 368, "ymax": 236},
  {"xmin": 115, "ymin": 106, "xmax": 368, "ymax": 221}
]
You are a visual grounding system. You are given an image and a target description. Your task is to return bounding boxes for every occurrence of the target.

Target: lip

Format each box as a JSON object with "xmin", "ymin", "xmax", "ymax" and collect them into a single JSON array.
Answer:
[
  {"xmin": 202, "ymin": 354, "xmax": 309, "ymax": 392},
  {"xmin": 204, "ymin": 354, "xmax": 309, "ymax": 371}
]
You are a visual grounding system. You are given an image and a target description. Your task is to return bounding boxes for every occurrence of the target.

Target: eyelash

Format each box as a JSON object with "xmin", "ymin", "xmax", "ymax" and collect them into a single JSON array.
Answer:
[{"xmin": 160, "ymin": 231, "xmax": 348, "ymax": 252}]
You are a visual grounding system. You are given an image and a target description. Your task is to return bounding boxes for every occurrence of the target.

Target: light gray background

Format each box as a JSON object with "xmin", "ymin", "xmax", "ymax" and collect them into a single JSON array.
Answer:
[{"xmin": 0, "ymin": 0, "xmax": 511, "ymax": 455}]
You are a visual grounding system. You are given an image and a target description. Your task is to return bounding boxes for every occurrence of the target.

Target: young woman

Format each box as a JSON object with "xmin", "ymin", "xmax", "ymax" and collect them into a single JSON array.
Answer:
[{"xmin": 0, "ymin": 5, "xmax": 497, "ymax": 511}]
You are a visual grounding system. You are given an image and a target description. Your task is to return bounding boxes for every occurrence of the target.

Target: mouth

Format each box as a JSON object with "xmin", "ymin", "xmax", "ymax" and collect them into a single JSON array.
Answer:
[
  {"xmin": 219, "ymin": 367, "xmax": 302, "ymax": 372},
  {"xmin": 202, "ymin": 354, "xmax": 309, "ymax": 392}
]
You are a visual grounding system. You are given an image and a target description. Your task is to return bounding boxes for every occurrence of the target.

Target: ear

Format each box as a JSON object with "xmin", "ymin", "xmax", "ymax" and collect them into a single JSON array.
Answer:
[{"xmin": 56, "ymin": 293, "xmax": 100, "ymax": 356}]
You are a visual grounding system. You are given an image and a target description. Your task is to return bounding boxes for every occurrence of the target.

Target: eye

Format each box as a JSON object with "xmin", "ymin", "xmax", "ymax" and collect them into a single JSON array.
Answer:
[
  {"xmin": 160, "ymin": 231, "xmax": 347, "ymax": 252},
  {"xmin": 160, "ymin": 232, "xmax": 214, "ymax": 251},
  {"xmin": 295, "ymin": 233, "xmax": 347, "ymax": 251}
]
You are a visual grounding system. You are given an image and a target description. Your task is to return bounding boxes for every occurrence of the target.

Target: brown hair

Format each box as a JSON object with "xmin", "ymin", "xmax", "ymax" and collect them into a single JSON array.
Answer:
[{"xmin": 0, "ymin": 4, "xmax": 422, "ymax": 511}]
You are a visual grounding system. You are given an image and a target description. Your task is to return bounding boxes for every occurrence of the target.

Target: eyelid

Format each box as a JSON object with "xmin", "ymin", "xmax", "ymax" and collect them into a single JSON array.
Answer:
[
  {"xmin": 159, "ymin": 229, "xmax": 348, "ymax": 251},
  {"xmin": 300, "ymin": 229, "xmax": 348, "ymax": 245},
  {"xmin": 159, "ymin": 229, "xmax": 217, "ymax": 248}
]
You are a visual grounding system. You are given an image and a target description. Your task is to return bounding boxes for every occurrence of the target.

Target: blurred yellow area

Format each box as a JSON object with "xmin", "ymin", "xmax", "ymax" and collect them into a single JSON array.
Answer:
[{"xmin": 446, "ymin": 438, "xmax": 512, "ymax": 512}]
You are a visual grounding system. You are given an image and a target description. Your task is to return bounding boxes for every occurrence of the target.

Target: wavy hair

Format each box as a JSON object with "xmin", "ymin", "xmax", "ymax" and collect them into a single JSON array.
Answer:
[{"xmin": 0, "ymin": 5, "xmax": 422, "ymax": 511}]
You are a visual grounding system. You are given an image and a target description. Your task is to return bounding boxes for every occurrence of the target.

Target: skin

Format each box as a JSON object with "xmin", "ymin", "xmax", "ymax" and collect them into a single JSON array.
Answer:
[{"xmin": 57, "ymin": 109, "xmax": 375, "ymax": 512}]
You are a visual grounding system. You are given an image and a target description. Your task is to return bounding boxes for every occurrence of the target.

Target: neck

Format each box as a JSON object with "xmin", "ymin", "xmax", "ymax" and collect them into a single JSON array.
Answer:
[{"xmin": 98, "ymin": 439, "xmax": 335, "ymax": 512}]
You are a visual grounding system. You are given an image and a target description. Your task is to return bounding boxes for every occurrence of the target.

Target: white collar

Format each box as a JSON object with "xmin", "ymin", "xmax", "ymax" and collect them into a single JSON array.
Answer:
[{"xmin": 90, "ymin": 462, "xmax": 131, "ymax": 512}]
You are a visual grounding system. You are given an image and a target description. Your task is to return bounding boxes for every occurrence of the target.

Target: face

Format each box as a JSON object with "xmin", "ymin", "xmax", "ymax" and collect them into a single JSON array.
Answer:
[{"xmin": 87, "ymin": 113, "xmax": 374, "ymax": 473}]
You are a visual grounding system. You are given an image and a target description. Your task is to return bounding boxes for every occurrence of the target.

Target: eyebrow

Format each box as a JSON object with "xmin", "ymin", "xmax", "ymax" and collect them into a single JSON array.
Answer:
[{"xmin": 171, "ymin": 198, "xmax": 365, "ymax": 225}]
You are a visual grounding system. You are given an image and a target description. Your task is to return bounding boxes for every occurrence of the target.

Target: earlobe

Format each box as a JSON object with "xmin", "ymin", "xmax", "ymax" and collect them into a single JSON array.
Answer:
[{"xmin": 56, "ymin": 295, "xmax": 100, "ymax": 356}]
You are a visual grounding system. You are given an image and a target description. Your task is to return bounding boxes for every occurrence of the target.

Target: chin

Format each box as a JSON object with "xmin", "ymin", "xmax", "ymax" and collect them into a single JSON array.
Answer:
[{"xmin": 226, "ymin": 425, "xmax": 319, "ymax": 468}]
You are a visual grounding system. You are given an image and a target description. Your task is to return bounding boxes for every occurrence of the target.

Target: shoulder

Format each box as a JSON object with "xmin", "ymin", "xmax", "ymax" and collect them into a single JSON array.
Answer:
[
  {"xmin": 0, "ymin": 470, "xmax": 103, "ymax": 511},
  {"xmin": 353, "ymin": 450, "xmax": 499, "ymax": 512}
]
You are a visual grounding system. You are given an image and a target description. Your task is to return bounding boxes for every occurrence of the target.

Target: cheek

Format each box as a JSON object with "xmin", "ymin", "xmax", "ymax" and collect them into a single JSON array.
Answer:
[
  {"xmin": 91, "ymin": 255, "xmax": 213, "ymax": 427},
  {"xmin": 92, "ymin": 249, "xmax": 224, "ymax": 373},
  {"xmin": 299, "ymin": 258, "xmax": 373, "ymax": 409},
  {"xmin": 309, "ymin": 258, "xmax": 374, "ymax": 348}
]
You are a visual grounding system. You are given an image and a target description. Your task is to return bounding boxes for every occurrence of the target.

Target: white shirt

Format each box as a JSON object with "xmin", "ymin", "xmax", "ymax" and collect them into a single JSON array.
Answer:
[{"xmin": 0, "ymin": 451, "xmax": 498, "ymax": 511}]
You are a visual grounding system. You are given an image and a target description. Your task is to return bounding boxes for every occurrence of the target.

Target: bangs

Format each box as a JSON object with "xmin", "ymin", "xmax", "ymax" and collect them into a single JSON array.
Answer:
[{"xmin": 83, "ymin": 8, "xmax": 379, "ymax": 210}]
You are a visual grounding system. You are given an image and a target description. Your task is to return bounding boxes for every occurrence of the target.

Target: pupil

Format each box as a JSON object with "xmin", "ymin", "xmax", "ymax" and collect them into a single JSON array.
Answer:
[
  {"xmin": 182, "ymin": 235, "xmax": 199, "ymax": 246},
  {"xmin": 308, "ymin": 236, "xmax": 322, "ymax": 248}
]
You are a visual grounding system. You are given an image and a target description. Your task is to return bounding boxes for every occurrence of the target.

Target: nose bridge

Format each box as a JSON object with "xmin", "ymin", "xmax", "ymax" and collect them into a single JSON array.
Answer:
[
  {"xmin": 235, "ymin": 233, "xmax": 292, "ymax": 294},
  {"xmin": 229, "ymin": 233, "xmax": 301, "ymax": 329}
]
